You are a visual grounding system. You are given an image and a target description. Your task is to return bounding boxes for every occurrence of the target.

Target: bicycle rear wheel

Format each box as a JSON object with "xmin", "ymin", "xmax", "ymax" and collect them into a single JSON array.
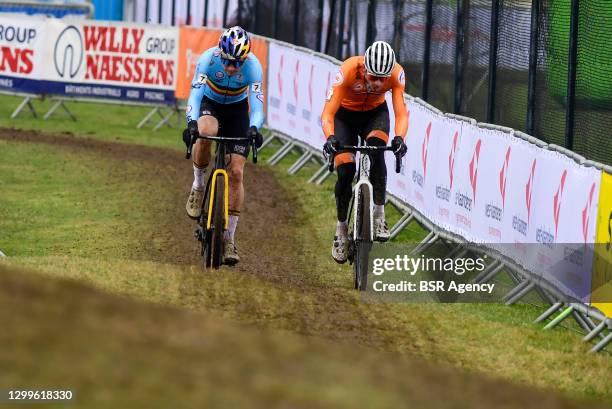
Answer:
[
  {"xmin": 354, "ymin": 184, "xmax": 372, "ymax": 291},
  {"xmin": 204, "ymin": 173, "xmax": 226, "ymax": 268}
]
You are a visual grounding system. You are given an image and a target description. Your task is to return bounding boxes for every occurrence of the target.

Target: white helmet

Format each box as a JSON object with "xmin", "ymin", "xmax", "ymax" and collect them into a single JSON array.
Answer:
[{"xmin": 364, "ymin": 41, "xmax": 396, "ymax": 77}]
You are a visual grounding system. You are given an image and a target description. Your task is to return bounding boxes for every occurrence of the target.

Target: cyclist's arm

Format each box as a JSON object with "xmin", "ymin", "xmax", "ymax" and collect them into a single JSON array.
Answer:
[
  {"xmin": 186, "ymin": 52, "xmax": 212, "ymax": 124},
  {"xmin": 246, "ymin": 59, "xmax": 265, "ymax": 130},
  {"xmin": 391, "ymin": 67, "xmax": 409, "ymax": 139},
  {"xmin": 321, "ymin": 70, "xmax": 348, "ymax": 139}
]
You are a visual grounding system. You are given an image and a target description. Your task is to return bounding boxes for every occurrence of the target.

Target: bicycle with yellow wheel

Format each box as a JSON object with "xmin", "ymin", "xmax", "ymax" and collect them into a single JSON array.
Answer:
[{"xmin": 185, "ymin": 132, "xmax": 258, "ymax": 268}]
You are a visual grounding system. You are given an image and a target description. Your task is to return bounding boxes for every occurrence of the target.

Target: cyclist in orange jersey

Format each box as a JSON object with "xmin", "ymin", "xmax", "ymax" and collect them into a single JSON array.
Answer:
[{"xmin": 321, "ymin": 41, "xmax": 408, "ymax": 263}]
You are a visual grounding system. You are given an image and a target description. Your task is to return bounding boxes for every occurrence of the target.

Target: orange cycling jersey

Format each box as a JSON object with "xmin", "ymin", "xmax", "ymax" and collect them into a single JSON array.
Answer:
[{"xmin": 321, "ymin": 56, "xmax": 409, "ymax": 139}]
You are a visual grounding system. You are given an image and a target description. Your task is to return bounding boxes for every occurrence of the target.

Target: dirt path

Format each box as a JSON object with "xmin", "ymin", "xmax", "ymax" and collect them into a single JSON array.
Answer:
[{"xmin": 2, "ymin": 128, "xmax": 608, "ymax": 409}]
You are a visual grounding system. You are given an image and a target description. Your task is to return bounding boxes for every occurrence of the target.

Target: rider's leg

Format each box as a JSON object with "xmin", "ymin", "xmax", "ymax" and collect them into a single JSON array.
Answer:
[
  {"xmin": 366, "ymin": 131, "xmax": 390, "ymax": 241},
  {"xmin": 186, "ymin": 115, "xmax": 217, "ymax": 218},
  {"xmin": 225, "ymin": 153, "xmax": 246, "ymax": 244},
  {"xmin": 193, "ymin": 115, "xmax": 216, "ymax": 186},
  {"xmin": 335, "ymin": 154, "xmax": 356, "ymax": 228},
  {"xmin": 332, "ymin": 155, "xmax": 356, "ymax": 263}
]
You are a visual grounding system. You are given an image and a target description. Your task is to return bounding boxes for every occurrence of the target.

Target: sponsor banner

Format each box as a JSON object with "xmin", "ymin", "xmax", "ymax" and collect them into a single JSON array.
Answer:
[
  {"xmin": 175, "ymin": 26, "xmax": 268, "ymax": 110},
  {"xmin": 0, "ymin": 14, "xmax": 46, "ymax": 93},
  {"xmin": 42, "ymin": 18, "xmax": 179, "ymax": 104},
  {"xmin": 428, "ymin": 114, "xmax": 463, "ymax": 232},
  {"xmin": 519, "ymin": 150, "xmax": 600, "ymax": 302},
  {"xmin": 497, "ymin": 136, "xmax": 541, "ymax": 265},
  {"xmin": 267, "ymin": 42, "xmax": 334, "ymax": 147},
  {"xmin": 592, "ymin": 171, "xmax": 612, "ymax": 317},
  {"xmin": 465, "ymin": 126, "xmax": 513, "ymax": 244},
  {"xmin": 393, "ymin": 99, "xmax": 441, "ymax": 223},
  {"xmin": 447, "ymin": 120, "xmax": 481, "ymax": 243},
  {"xmin": 175, "ymin": 26, "xmax": 222, "ymax": 100}
]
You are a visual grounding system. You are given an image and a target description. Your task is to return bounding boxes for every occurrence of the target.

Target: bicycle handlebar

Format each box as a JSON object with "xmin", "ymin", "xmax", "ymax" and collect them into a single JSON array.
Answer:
[
  {"xmin": 185, "ymin": 134, "xmax": 258, "ymax": 164},
  {"xmin": 327, "ymin": 145, "xmax": 402, "ymax": 174}
]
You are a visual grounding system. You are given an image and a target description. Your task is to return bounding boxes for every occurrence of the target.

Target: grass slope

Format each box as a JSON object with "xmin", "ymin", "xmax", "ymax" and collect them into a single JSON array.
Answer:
[
  {"xmin": 0, "ymin": 95, "xmax": 610, "ymax": 403},
  {"xmin": 5, "ymin": 263, "xmax": 610, "ymax": 409}
]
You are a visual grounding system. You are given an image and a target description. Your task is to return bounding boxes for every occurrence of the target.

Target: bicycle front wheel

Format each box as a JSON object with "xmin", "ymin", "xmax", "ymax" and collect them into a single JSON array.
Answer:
[
  {"xmin": 204, "ymin": 173, "xmax": 226, "ymax": 269},
  {"xmin": 354, "ymin": 184, "xmax": 372, "ymax": 291}
]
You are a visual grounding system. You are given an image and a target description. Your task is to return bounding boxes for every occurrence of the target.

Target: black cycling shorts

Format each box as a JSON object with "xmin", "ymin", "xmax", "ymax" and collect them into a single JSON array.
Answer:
[
  {"xmin": 200, "ymin": 96, "xmax": 251, "ymax": 158},
  {"xmin": 334, "ymin": 102, "xmax": 390, "ymax": 148}
]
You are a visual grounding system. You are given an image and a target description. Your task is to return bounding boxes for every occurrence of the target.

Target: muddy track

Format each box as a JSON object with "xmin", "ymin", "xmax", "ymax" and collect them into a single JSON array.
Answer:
[{"xmin": 2, "ymin": 128, "xmax": 607, "ymax": 409}]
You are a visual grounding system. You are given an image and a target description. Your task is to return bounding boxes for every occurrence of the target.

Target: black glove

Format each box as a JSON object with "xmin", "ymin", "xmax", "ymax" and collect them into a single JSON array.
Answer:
[
  {"xmin": 183, "ymin": 120, "xmax": 199, "ymax": 147},
  {"xmin": 323, "ymin": 134, "xmax": 339, "ymax": 156},
  {"xmin": 391, "ymin": 136, "xmax": 407, "ymax": 158},
  {"xmin": 247, "ymin": 126, "xmax": 263, "ymax": 148}
]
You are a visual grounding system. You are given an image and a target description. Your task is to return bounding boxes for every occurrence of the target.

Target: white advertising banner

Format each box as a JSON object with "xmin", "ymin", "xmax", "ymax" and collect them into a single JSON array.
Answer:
[
  {"xmin": 393, "ymin": 99, "xmax": 441, "ymax": 223},
  {"xmin": 428, "ymin": 114, "xmax": 464, "ymax": 233},
  {"xmin": 523, "ymin": 150, "xmax": 600, "ymax": 302},
  {"xmin": 0, "ymin": 14, "xmax": 47, "ymax": 94},
  {"xmin": 40, "ymin": 18, "xmax": 178, "ymax": 103},
  {"xmin": 267, "ymin": 42, "xmax": 335, "ymax": 148}
]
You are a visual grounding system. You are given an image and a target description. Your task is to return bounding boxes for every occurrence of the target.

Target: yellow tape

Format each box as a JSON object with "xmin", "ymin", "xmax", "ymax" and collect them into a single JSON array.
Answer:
[
  {"xmin": 591, "ymin": 171, "xmax": 612, "ymax": 318},
  {"xmin": 207, "ymin": 169, "xmax": 229, "ymax": 230}
]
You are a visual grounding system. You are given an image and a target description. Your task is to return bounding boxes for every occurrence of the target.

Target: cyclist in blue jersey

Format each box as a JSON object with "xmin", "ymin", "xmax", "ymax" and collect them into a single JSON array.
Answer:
[{"xmin": 183, "ymin": 26, "xmax": 264, "ymax": 265}]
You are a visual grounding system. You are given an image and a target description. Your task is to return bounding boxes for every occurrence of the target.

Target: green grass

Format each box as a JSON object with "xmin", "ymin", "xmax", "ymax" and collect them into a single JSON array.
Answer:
[
  {"xmin": 0, "ymin": 95, "xmax": 611, "ymax": 404},
  {"xmin": 5, "ymin": 263, "xmax": 607, "ymax": 409}
]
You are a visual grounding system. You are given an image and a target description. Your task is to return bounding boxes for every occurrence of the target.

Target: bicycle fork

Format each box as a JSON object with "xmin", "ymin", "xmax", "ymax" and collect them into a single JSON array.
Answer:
[{"xmin": 352, "ymin": 179, "xmax": 374, "ymax": 243}]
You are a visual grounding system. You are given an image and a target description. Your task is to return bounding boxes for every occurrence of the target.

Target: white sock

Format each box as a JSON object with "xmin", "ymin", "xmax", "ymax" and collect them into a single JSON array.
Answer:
[
  {"xmin": 336, "ymin": 220, "xmax": 348, "ymax": 237},
  {"xmin": 192, "ymin": 163, "xmax": 206, "ymax": 189},
  {"xmin": 374, "ymin": 204, "xmax": 385, "ymax": 220},
  {"xmin": 225, "ymin": 215, "xmax": 239, "ymax": 243}
]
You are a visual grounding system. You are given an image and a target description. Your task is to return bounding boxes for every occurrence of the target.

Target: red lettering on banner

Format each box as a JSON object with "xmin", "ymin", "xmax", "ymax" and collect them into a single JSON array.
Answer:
[
  {"xmin": 132, "ymin": 29, "xmax": 144, "ymax": 52},
  {"xmin": 84, "ymin": 26, "xmax": 106, "ymax": 51},
  {"xmin": 84, "ymin": 26, "xmax": 144, "ymax": 54},
  {"xmin": 84, "ymin": 54, "xmax": 173, "ymax": 85},
  {"xmin": 144, "ymin": 59, "xmax": 156, "ymax": 84},
  {"xmin": 0, "ymin": 47, "xmax": 33, "ymax": 74}
]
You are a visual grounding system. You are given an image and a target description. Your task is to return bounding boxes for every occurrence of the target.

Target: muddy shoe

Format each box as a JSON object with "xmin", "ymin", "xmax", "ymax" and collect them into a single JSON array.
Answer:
[
  {"xmin": 374, "ymin": 218, "xmax": 390, "ymax": 242},
  {"xmin": 186, "ymin": 187, "xmax": 204, "ymax": 219},
  {"xmin": 224, "ymin": 241, "xmax": 240, "ymax": 265},
  {"xmin": 331, "ymin": 234, "xmax": 349, "ymax": 264}
]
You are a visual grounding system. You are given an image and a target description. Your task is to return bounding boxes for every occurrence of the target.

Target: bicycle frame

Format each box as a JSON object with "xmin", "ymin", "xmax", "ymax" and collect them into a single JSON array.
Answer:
[{"xmin": 352, "ymin": 152, "xmax": 374, "ymax": 242}]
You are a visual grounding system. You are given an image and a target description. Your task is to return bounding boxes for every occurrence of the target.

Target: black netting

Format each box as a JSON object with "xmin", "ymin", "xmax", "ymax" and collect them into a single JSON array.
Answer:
[
  {"xmin": 572, "ymin": 0, "xmax": 612, "ymax": 164},
  {"xmin": 460, "ymin": 1, "xmax": 491, "ymax": 122},
  {"xmin": 534, "ymin": 0, "xmax": 568, "ymax": 147},
  {"xmin": 398, "ymin": 1, "xmax": 424, "ymax": 97},
  {"xmin": 428, "ymin": 0, "xmax": 456, "ymax": 113},
  {"xmin": 244, "ymin": 0, "xmax": 611, "ymax": 164},
  {"xmin": 494, "ymin": 0, "xmax": 530, "ymax": 131}
]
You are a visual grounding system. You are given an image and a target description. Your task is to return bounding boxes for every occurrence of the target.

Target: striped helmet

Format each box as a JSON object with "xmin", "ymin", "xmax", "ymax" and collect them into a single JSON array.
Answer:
[
  {"xmin": 364, "ymin": 41, "xmax": 396, "ymax": 77},
  {"xmin": 218, "ymin": 26, "xmax": 251, "ymax": 61}
]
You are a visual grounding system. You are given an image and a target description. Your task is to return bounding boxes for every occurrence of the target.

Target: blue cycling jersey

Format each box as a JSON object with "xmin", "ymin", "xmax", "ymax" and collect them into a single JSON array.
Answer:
[{"xmin": 186, "ymin": 47, "xmax": 264, "ymax": 129}]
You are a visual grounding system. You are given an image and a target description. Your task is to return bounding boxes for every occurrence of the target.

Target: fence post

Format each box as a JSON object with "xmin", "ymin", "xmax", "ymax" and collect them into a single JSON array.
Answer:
[
  {"xmin": 564, "ymin": 0, "xmax": 579, "ymax": 151},
  {"xmin": 273, "ymin": 0, "xmax": 280, "ymax": 38},
  {"xmin": 422, "ymin": 0, "xmax": 433, "ymax": 101},
  {"xmin": 366, "ymin": 0, "xmax": 377, "ymax": 46},
  {"xmin": 316, "ymin": 0, "xmax": 324, "ymax": 51},
  {"xmin": 203, "ymin": 0, "xmax": 209, "ymax": 25},
  {"xmin": 325, "ymin": 0, "xmax": 338, "ymax": 54},
  {"xmin": 293, "ymin": 0, "xmax": 300, "ymax": 46},
  {"xmin": 171, "ymin": 0, "xmax": 176, "ymax": 25},
  {"xmin": 337, "ymin": 0, "xmax": 347, "ymax": 59},
  {"xmin": 526, "ymin": 0, "xmax": 540, "ymax": 135},
  {"xmin": 186, "ymin": 0, "xmax": 191, "ymax": 24},
  {"xmin": 453, "ymin": 0, "xmax": 465, "ymax": 114},
  {"xmin": 486, "ymin": 0, "xmax": 500, "ymax": 123},
  {"xmin": 392, "ymin": 0, "xmax": 403, "ymax": 62},
  {"xmin": 145, "ymin": 0, "xmax": 150, "ymax": 22},
  {"xmin": 157, "ymin": 0, "xmax": 162, "ymax": 23},
  {"xmin": 223, "ymin": 0, "xmax": 229, "ymax": 27}
]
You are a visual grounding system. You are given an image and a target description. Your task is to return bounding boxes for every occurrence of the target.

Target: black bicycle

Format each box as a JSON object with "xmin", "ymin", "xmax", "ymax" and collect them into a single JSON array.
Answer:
[
  {"xmin": 328, "ymin": 144, "xmax": 401, "ymax": 290},
  {"xmin": 185, "ymin": 132, "xmax": 257, "ymax": 268}
]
